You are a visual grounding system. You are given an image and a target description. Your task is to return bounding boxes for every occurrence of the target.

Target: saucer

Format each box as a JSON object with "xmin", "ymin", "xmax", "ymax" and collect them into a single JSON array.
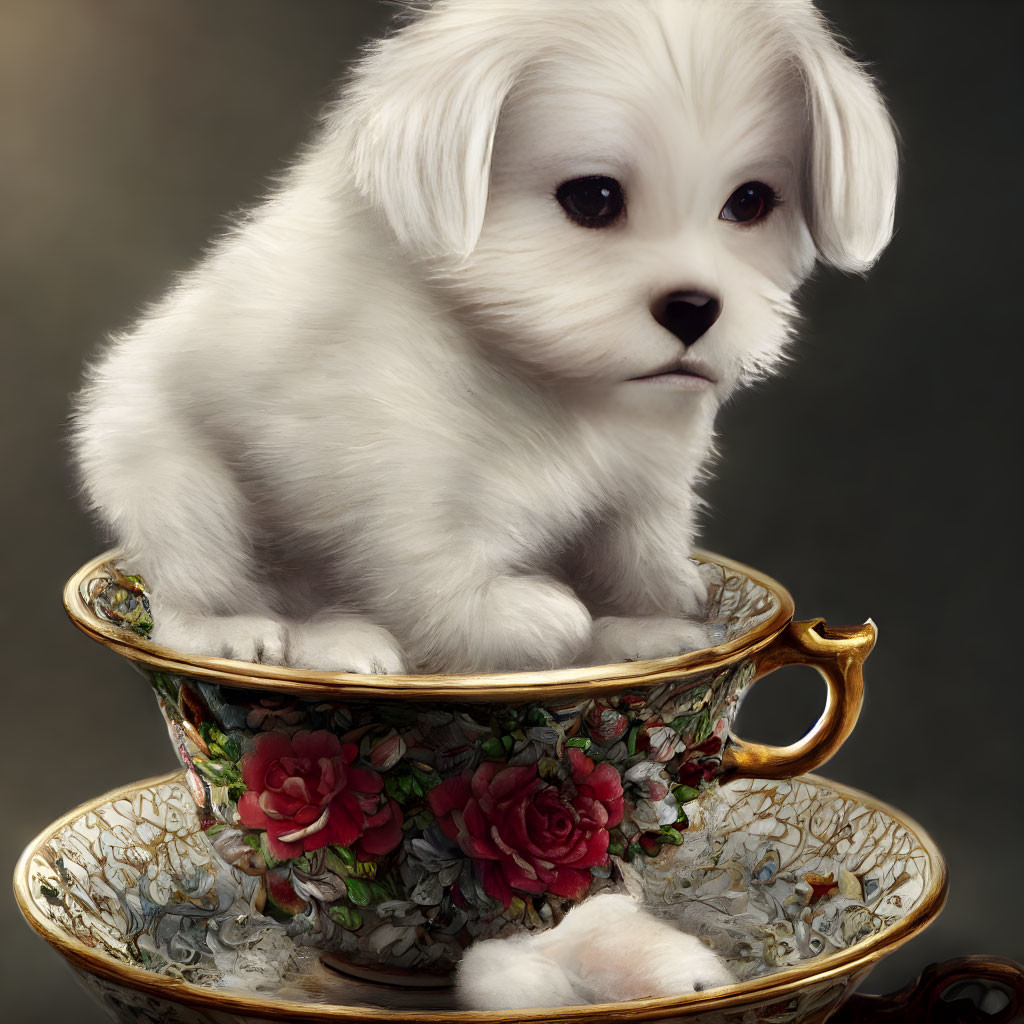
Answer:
[{"xmin": 15, "ymin": 771, "xmax": 946, "ymax": 1023}]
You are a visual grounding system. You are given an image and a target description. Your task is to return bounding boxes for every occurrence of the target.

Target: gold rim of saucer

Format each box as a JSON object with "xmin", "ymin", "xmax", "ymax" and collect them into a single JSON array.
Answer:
[
  {"xmin": 62, "ymin": 548, "xmax": 795, "ymax": 701},
  {"xmin": 14, "ymin": 770, "xmax": 949, "ymax": 1024}
]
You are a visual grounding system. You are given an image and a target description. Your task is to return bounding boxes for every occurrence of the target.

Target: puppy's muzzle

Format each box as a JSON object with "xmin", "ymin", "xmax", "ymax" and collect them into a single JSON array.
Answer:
[{"xmin": 652, "ymin": 291, "xmax": 722, "ymax": 347}]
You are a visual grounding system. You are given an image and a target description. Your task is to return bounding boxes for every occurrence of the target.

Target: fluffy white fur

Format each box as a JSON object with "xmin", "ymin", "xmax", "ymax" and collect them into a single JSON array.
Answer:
[
  {"xmin": 72, "ymin": 0, "xmax": 896, "ymax": 676},
  {"xmin": 456, "ymin": 893, "xmax": 736, "ymax": 1008}
]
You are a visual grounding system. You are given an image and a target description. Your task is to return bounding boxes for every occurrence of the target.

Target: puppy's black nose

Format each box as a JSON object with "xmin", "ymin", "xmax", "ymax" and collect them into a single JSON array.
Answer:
[{"xmin": 652, "ymin": 291, "xmax": 722, "ymax": 347}]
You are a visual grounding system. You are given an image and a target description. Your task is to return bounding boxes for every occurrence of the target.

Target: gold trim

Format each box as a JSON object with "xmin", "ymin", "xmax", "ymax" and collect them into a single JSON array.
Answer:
[
  {"xmin": 14, "ymin": 771, "xmax": 949, "ymax": 1024},
  {"xmin": 63, "ymin": 549, "xmax": 795, "ymax": 701},
  {"xmin": 722, "ymin": 619, "xmax": 874, "ymax": 781}
]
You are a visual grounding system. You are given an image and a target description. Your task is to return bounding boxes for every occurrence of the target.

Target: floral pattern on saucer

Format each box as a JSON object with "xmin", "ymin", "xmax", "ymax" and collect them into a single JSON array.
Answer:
[
  {"xmin": 23, "ymin": 772, "xmax": 934, "ymax": 1024},
  {"xmin": 621, "ymin": 777, "xmax": 931, "ymax": 981}
]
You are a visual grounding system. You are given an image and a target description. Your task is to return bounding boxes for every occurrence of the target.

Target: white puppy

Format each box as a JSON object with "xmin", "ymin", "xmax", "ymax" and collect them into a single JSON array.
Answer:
[
  {"xmin": 72, "ymin": 0, "xmax": 896, "ymax": 676},
  {"xmin": 72, "ymin": 0, "xmax": 896, "ymax": 1007}
]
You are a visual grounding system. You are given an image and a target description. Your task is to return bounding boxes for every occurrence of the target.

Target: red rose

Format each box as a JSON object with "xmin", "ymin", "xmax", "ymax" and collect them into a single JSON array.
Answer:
[
  {"xmin": 238, "ymin": 730, "xmax": 403, "ymax": 861},
  {"xmin": 428, "ymin": 748, "xmax": 624, "ymax": 907},
  {"xmin": 676, "ymin": 735, "xmax": 723, "ymax": 788}
]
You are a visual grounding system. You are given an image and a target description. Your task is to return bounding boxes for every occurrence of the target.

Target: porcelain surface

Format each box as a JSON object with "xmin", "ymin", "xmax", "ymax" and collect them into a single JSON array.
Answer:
[
  {"xmin": 16, "ymin": 771, "xmax": 946, "ymax": 1023},
  {"xmin": 64, "ymin": 553, "xmax": 873, "ymax": 977}
]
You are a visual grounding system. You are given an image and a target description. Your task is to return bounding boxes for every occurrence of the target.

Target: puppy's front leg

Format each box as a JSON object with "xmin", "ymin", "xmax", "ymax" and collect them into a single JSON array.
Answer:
[
  {"xmin": 288, "ymin": 610, "xmax": 407, "ymax": 674},
  {"xmin": 392, "ymin": 569, "xmax": 593, "ymax": 674},
  {"xmin": 574, "ymin": 504, "xmax": 710, "ymax": 665}
]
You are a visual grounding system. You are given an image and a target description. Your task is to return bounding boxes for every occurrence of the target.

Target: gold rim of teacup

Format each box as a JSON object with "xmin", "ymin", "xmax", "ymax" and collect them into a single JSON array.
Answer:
[
  {"xmin": 14, "ymin": 770, "xmax": 949, "ymax": 1023},
  {"xmin": 63, "ymin": 548, "xmax": 795, "ymax": 701}
]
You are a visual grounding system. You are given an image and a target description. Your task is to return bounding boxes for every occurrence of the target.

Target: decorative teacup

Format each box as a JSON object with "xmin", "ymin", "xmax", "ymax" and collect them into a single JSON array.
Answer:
[{"xmin": 64, "ymin": 550, "xmax": 874, "ymax": 982}]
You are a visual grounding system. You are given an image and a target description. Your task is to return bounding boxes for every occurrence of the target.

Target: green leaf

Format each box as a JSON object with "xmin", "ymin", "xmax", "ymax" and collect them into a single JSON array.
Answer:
[
  {"xmin": 328, "ymin": 904, "xmax": 363, "ymax": 931},
  {"xmin": 380, "ymin": 871, "xmax": 402, "ymax": 899},
  {"xmin": 668, "ymin": 713, "xmax": 698, "ymax": 734},
  {"xmin": 411, "ymin": 765, "xmax": 440, "ymax": 790},
  {"xmin": 672, "ymin": 784, "xmax": 701, "ymax": 803},
  {"xmin": 481, "ymin": 737, "xmax": 505, "ymax": 761},
  {"xmin": 694, "ymin": 709, "xmax": 713, "ymax": 744},
  {"xmin": 345, "ymin": 877, "xmax": 374, "ymax": 907},
  {"xmin": 658, "ymin": 826, "xmax": 685, "ymax": 846},
  {"xmin": 129, "ymin": 616, "xmax": 153, "ymax": 637},
  {"xmin": 150, "ymin": 675, "xmax": 182, "ymax": 715},
  {"xmin": 566, "ymin": 737, "xmax": 591, "ymax": 750},
  {"xmin": 369, "ymin": 881, "xmax": 391, "ymax": 904},
  {"xmin": 412, "ymin": 810, "xmax": 435, "ymax": 830},
  {"xmin": 199, "ymin": 723, "xmax": 241, "ymax": 763},
  {"xmin": 626, "ymin": 725, "xmax": 641, "ymax": 756},
  {"xmin": 241, "ymin": 834, "xmax": 261, "ymax": 850},
  {"xmin": 325, "ymin": 849, "xmax": 352, "ymax": 877},
  {"xmin": 258, "ymin": 832, "xmax": 280, "ymax": 870},
  {"xmin": 330, "ymin": 844, "xmax": 358, "ymax": 868},
  {"xmin": 194, "ymin": 760, "xmax": 222, "ymax": 782}
]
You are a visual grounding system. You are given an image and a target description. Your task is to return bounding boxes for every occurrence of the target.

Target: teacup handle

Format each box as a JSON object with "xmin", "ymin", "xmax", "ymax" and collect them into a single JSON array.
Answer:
[{"xmin": 720, "ymin": 618, "xmax": 875, "ymax": 781}]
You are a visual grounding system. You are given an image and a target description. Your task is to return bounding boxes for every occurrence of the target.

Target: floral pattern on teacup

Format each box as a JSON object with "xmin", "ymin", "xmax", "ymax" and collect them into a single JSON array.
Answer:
[{"xmin": 142, "ymin": 657, "xmax": 757, "ymax": 971}]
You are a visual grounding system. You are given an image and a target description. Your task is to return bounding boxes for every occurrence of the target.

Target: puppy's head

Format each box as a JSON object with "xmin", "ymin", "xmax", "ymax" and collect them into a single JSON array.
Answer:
[{"xmin": 337, "ymin": 0, "xmax": 897, "ymax": 413}]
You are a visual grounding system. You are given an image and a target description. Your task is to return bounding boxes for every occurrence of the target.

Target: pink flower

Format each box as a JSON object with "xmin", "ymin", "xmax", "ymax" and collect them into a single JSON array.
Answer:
[
  {"xmin": 428, "ymin": 749, "xmax": 624, "ymax": 908},
  {"xmin": 369, "ymin": 729, "xmax": 407, "ymax": 771},
  {"xmin": 640, "ymin": 722, "xmax": 683, "ymax": 762},
  {"xmin": 238, "ymin": 730, "xmax": 403, "ymax": 861}
]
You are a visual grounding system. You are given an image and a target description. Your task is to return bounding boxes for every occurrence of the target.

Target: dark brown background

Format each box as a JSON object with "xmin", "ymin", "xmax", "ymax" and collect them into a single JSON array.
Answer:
[{"xmin": 3, "ymin": 1, "xmax": 1022, "ymax": 1020}]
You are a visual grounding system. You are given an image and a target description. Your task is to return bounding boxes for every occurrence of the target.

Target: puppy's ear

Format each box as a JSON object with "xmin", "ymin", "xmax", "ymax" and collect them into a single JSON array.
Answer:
[
  {"xmin": 796, "ymin": 20, "xmax": 899, "ymax": 273},
  {"xmin": 332, "ymin": 6, "xmax": 529, "ymax": 262}
]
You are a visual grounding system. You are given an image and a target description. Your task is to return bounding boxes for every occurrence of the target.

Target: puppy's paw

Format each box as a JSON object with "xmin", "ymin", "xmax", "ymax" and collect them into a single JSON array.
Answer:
[
  {"xmin": 152, "ymin": 612, "xmax": 289, "ymax": 666},
  {"xmin": 542, "ymin": 894, "xmax": 735, "ymax": 1002},
  {"xmin": 639, "ymin": 929, "xmax": 736, "ymax": 999},
  {"xmin": 455, "ymin": 893, "xmax": 735, "ymax": 1009},
  {"xmin": 455, "ymin": 936, "xmax": 583, "ymax": 1010},
  {"xmin": 580, "ymin": 615, "xmax": 711, "ymax": 665},
  {"xmin": 288, "ymin": 614, "xmax": 407, "ymax": 674},
  {"xmin": 433, "ymin": 575, "xmax": 592, "ymax": 672}
]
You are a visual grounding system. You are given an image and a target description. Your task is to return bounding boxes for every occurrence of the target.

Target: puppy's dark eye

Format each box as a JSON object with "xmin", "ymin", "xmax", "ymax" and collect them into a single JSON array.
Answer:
[
  {"xmin": 719, "ymin": 181, "xmax": 780, "ymax": 224},
  {"xmin": 556, "ymin": 176, "xmax": 625, "ymax": 228}
]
